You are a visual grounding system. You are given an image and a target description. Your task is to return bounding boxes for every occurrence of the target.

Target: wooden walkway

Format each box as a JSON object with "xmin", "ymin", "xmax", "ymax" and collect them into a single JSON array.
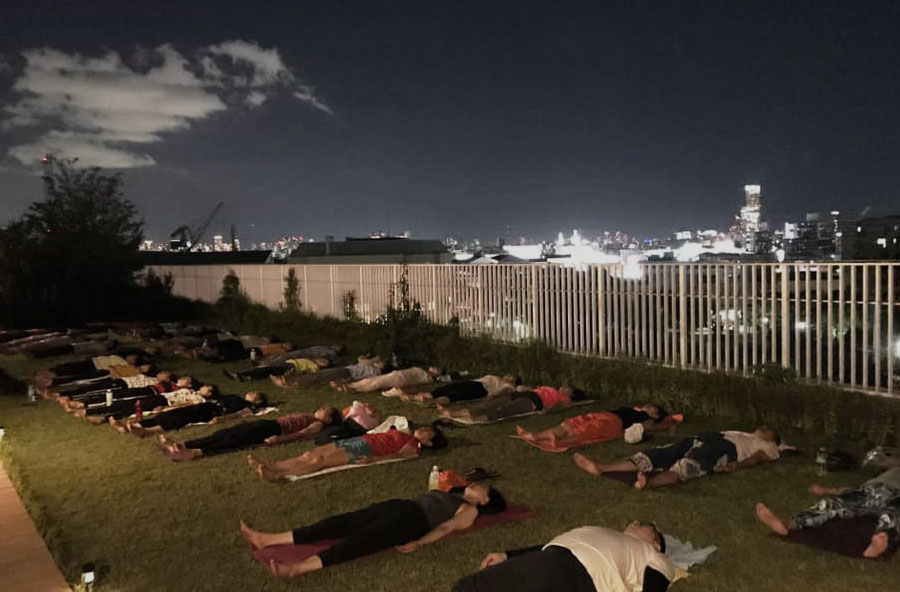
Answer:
[{"xmin": 0, "ymin": 462, "xmax": 72, "ymax": 592}]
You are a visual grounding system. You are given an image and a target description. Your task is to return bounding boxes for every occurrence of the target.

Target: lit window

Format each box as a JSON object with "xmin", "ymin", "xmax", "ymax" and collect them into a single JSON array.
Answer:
[
  {"xmin": 857, "ymin": 226, "xmax": 862, "ymax": 233},
  {"xmin": 877, "ymin": 238, "xmax": 887, "ymax": 248}
]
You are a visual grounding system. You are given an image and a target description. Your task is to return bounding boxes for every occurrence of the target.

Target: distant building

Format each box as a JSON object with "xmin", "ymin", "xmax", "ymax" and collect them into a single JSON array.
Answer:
[
  {"xmin": 736, "ymin": 184, "xmax": 763, "ymax": 253},
  {"xmin": 784, "ymin": 211, "xmax": 842, "ymax": 260},
  {"xmin": 838, "ymin": 215, "xmax": 900, "ymax": 260},
  {"xmin": 139, "ymin": 250, "xmax": 272, "ymax": 266},
  {"xmin": 286, "ymin": 236, "xmax": 452, "ymax": 264}
]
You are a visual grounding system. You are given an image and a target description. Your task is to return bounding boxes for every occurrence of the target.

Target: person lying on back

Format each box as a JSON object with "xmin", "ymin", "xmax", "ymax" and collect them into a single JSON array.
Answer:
[{"xmin": 453, "ymin": 522, "xmax": 675, "ymax": 592}]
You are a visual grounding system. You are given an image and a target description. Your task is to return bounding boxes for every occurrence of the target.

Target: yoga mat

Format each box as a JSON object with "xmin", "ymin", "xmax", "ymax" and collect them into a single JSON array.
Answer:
[
  {"xmin": 781, "ymin": 515, "xmax": 896, "ymax": 558},
  {"xmin": 444, "ymin": 400, "xmax": 595, "ymax": 426},
  {"xmin": 284, "ymin": 455, "xmax": 416, "ymax": 481},
  {"xmin": 512, "ymin": 413, "xmax": 685, "ymax": 452},
  {"xmin": 252, "ymin": 504, "xmax": 537, "ymax": 567}
]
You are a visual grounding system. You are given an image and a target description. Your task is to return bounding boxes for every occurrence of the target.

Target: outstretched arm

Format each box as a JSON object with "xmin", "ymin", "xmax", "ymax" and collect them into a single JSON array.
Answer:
[
  {"xmin": 209, "ymin": 408, "xmax": 253, "ymax": 425},
  {"xmin": 479, "ymin": 545, "xmax": 544, "ymax": 569},
  {"xmin": 396, "ymin": 504, "xmax": 478, "ymax": 552},
  {"xmin": 736, "ymin": 450, "xmax": 775, "ymax": 469},
  {"xmin": 265, "ymin": 421, "xmax": 324, "ymax": 445}
]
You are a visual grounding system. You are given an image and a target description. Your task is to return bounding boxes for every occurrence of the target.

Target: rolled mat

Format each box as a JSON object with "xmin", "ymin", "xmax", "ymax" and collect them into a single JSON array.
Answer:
[
  {"xmin": 781, "ymin": 515, "xmax": 896, "ymax": 558},
  {"xmin": 252, "ymin": 504, "xmax": 536, "ymax": 567}
]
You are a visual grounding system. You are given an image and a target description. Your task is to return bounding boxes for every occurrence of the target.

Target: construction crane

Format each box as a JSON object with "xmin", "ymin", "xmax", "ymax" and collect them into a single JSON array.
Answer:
[{"xmin": 169, "ymin": 202, "xmax": 225, "ymax": 251}]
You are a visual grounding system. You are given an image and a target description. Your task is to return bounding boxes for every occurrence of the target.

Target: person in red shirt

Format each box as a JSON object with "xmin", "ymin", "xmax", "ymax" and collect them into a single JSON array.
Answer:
[
  {"xmin": 438, "ymin": 385, "xmax": 586, "ymax": 423},
  {"xmin": 247, "ymin": 425, "xmax": 447, "ymax": 481},
  {"xmin": 515, "ymin": 405, "xmax": 669, "ymax": 450}
]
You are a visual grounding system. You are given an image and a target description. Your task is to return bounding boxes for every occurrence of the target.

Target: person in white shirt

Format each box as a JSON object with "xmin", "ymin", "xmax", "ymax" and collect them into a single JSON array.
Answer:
[
  {"xmin": 755, "ymin": 466, "xmax": 900, "ymax": 558},
  {"xmin": 453, "ymin": 522, "xmax": 675, "ymax": 592},
  {"xmin": 574, "ymin": 427, "xmax": 781, "ymax": 490}
]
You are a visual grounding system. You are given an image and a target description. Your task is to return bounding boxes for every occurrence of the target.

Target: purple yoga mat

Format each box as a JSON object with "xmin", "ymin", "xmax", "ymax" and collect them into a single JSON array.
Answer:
[{"xmin": 252, "ymin": 504, "xmax": 536, "ymax": 567}]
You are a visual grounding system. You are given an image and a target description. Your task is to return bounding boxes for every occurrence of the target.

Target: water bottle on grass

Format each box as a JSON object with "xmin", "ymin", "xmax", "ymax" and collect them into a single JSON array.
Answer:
[
  {"xmin": 428, "ymin": 465, "xmax": 441, "ymax": 491},
  {"xmin": 816, "ymin": 447, "xmax": 828, "ymax": 476},
  {"xmin": 105, "ymin": 389, "xmax": 113, "ymax": 406}
]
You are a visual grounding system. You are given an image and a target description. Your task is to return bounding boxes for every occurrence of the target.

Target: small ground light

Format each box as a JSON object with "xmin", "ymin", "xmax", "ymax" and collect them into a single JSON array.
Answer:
[{"xmin": 81, "ymin": 563, "xmax": 95, "ymax": 590}]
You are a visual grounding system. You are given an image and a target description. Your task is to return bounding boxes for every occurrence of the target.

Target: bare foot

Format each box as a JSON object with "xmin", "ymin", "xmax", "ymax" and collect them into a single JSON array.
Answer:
[
  {"xmin": 267, "ymin": 559, "xmax": 294, "ymax": 579},
  {"xmin": 129, "ymin": 424, "xmax": 147, "ymax": 438},
  {"xmin": 573, "ymin": 453, "xmax": 601, "ymax": 476},
  {"xmin": 269, "ymin": 375, "xmax": 286, "ymax": 387},
  {"xmin": 86, "ymin": 415, "xmax": 105, "ymax": 425},
  {"xmin": 167, "ymin": 448, "xmax": 198, "ymax": 462},
  {"xmin": 863, "ymin": 532, "xmax": 889, "ymax": 558},
  {"xmin": 239, "ymin": 521, "xmax": 263, "ymax": 551},
  {"xmin": 247, "ymin": 455, "xmax": 265, "ymax": 476},
  {"xmin": 108, "ymin": 417, "xmax": 128, "ymax": 433},
  {"xmin": 755, "ymin": 502, "xmax": 789, "ymax": 536},
  {"xmin": 634, "ymin": 471, "xmax": 648, "ymax": 490},
  {"xmin": 516, "ymin": 426, "xmax": 537, "ymax": 443},
  {"xmin": 155, "ymin": 435, "xmax": 181, "ymax": 454},
  {"xmin": 247, "ymin": 456, "xmax": 280, "ymax": 481}
]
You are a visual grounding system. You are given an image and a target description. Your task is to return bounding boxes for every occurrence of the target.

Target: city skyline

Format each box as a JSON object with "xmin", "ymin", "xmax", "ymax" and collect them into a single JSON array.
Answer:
[{"xmin": 2, "ymin": 1, "xmax": 900, "ymax": 243}]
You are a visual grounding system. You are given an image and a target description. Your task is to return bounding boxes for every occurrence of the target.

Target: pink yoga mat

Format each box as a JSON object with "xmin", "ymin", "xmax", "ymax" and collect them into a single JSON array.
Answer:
[{"xmin": 252, "ymin": 504, "xmax": 536, "ymax": 567}]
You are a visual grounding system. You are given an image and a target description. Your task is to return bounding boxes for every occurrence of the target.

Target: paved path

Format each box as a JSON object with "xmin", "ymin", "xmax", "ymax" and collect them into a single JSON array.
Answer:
[{"xmin": 0, "ymin": 461, "xmax": 72, "ymax": 592}]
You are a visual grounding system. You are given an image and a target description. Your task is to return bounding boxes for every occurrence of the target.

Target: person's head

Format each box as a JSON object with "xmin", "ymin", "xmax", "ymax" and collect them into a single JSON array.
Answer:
[
  {"xmin": 140, "ymin": 364, "xmax": 158, "ymax": 375},
  {"xmin": 414, "ymin": 425, "xmax": 448, "ymax": 450},
  {"xmin": 313, "ymin": 357, "xmax": 331, "ymax": 368},
  {"xmin": 244, "ymin": 391, "xmax": 267, "ymax": 407},
  {"xmin": 640, "ymin": 404, "xmax": 663, "ymax": 421},
  {"xmin": 155, "ymin": 370, "xmax": 172, "ymax": 382},
  {"xmin": 197, "ymin": 384, "xmax": 218, "ymax": 398},
  {"xmin": 624, "ymin": 521, "xmax": 666, "ymax": 553},
  {"xmin": 560, "ymin": 386, "xmax": 586, "ymax": 401},
  {"xmin": 755, "ymin": 426, "xmax": 781, "ymax": 446},
  {"xmin": 460, "ymin": 482, "xmax": 507, "ymax": 514},
  {"xmin": 502, "ymin": 374, "xmax": 521, "ymax": 385},
  {"xmin": 314, "ymin": 406, "xmax": 342, "ymax": 425},
  {"xmin": 427, "ymin": 366, "xmax": 444, "ymax": 376},
  {"xmin": 175, "ymin": 376, "xmax": 194, "ymax": 388}
]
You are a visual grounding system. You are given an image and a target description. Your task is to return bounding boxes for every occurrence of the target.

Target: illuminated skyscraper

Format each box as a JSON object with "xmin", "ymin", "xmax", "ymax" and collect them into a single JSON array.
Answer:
[{"xmin": 737, "ymin": 184, "xmax": 762, "ymax": 253}]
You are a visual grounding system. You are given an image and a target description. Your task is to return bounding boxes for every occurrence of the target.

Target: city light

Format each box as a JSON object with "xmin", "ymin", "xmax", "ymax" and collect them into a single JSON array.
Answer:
[{"xmin": 895, "ymin": 340, "xmax": 900, "ymax": 359}]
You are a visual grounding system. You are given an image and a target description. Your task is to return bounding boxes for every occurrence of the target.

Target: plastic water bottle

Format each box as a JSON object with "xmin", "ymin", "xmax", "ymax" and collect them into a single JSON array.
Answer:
[
  {"xmin": 105, "ymin": 389, "xmax": 114, "ymax": 406},
  {"xmin": 134, "ymin": 400, "xmax": 143, "ymax": 422},
  {"xmin": 816, "ymin": 447, "xmax": 828, "ymax": 476},
  {"xmin": 250, "ymin": 348, "xmax": 258, "ymax": 362},
  {"xmin": 428, "ymin": 465, "xmax": 441, "ymax": 491}
]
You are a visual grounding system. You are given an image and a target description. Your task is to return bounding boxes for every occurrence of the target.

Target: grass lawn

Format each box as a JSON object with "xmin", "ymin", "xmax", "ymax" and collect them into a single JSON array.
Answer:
[{"xmin": 1, "ymin": 345, "xmax": 898, "ymax": 592}]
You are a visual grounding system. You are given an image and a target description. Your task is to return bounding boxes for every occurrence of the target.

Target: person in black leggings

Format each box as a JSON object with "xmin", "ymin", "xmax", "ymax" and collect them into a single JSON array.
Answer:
[
  {"xmin": 158, "ymin": 407, "xmax": 343, "ymax": 461},
  {"xmin": 109, "ymin": 391, "xmax": 268, "ymax": 437},
  {"xmin": 453, "ymin": 523, "xmax": 674, "ymax": 592},
  {"xmin": 239, "ymin": 482, "xmax": 507, "ymax": 579}
]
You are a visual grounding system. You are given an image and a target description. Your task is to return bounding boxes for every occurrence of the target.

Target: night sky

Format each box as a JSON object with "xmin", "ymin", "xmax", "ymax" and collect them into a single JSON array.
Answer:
[{"xmin": 2, "ymin": 1, "xmax": 899, "ymax": 244}]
